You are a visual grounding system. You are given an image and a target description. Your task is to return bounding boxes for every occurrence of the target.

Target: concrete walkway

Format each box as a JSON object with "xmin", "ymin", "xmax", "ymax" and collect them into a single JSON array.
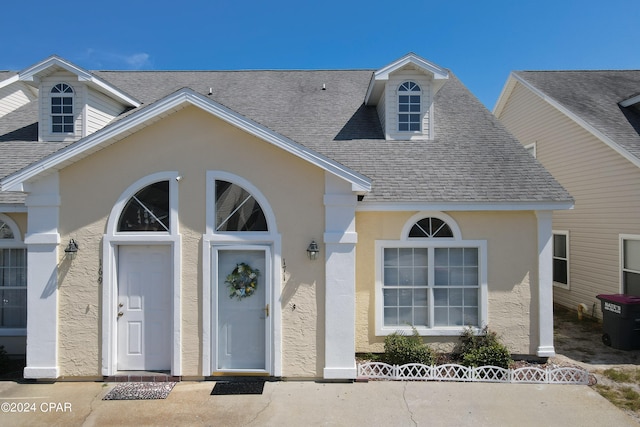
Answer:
[{"xmin": 0, "ymin": 379, "xmax": 636, "ymax": 426}]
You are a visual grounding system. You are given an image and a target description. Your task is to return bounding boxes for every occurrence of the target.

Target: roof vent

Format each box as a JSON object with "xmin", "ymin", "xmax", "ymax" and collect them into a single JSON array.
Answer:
[
  {"xmin": 208, "ymin": 87, "xmax": 213, "ymax": 95},
  {"xmin": 322, "ymin": 84, "xmax": 326, "ymax": 91}
]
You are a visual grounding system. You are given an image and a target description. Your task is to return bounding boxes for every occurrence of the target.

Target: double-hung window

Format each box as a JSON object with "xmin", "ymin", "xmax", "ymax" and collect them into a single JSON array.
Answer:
[
  {"xmin": 552, "ymin": 231, "xmax": 569, "ymax": 288},
  {"xmin": 621, "ymin": 235, "xmax": 640, "ymax": 296},
  {"xmin": 0, "ymin": 216, "xmax": 26, "ymax": 332},
  {"xmin": 398, "ymin": 81, "xmax": 421, "ymax": 132},
  {"xmin": 51, "ymin": 83, "xmax": 74, "ymax": 133},
  {"xmin": 376, "ymin": 214, "xmax": 487, "ymax": 336}
]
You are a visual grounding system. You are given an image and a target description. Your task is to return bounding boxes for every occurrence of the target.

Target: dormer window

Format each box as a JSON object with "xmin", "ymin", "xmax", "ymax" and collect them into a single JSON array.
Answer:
[
  {"xmin": 398, "ymin": 81, "xmax": 421, "ymax": 132},
  {"xmin": 51, "ymin": 83, "xmax": 74, "ymax": 133}
]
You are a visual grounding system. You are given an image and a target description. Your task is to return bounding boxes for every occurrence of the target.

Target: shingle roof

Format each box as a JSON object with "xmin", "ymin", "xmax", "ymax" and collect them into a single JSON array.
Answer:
[
  {"xmin": 515, "ymin": 70, "xmax": 640, "ymax": 162},
  {"xmin": 0, "ymin": 66, "xmax": 572, "ymax": 206}
]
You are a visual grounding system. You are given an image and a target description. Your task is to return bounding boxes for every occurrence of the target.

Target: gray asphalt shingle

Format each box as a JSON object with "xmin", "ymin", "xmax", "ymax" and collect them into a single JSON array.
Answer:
[
  {"xmin": 515, "ymin": 70, "xmax": 640, "ymax": 161},
  {"xmin": 0, "ymin": 66, "xmax": 572, "ymax": 205}
]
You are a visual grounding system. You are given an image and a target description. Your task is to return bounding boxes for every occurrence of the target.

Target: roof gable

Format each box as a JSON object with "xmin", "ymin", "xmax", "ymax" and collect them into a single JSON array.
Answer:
[
  {"xmin": 495, "ymin": 71, "xmax": 640, "ymax": 169},
  {"xmin": 0, "ymin": 87, "xmax": 371, "ymax": 193},
  {"xmin": 365, "ymin": 53, "xmax": 449, "ymax": 106},
  {"xmin": 18, "ymin": 55, "xmax": 141, "ymax": 108}
]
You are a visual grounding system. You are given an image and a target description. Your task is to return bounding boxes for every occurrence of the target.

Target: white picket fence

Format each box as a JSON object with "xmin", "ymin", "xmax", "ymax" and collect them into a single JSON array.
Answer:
[{"xmin": 357, "ymin": 362, "xmax": 590, "ymax": 384}]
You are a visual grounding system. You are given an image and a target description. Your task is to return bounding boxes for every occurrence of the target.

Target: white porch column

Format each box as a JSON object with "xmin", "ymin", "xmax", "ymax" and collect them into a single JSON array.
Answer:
[
  {"xmin": 23, "ymin": 174, "xmax": 61, "ymax": 379},
  {"xmin": 323, "ymin": 173, "xmax": 357, "ymax": 379},
  {"xmin": 536, "ymin": 210, "xmax": 555, "ymax": 357}
]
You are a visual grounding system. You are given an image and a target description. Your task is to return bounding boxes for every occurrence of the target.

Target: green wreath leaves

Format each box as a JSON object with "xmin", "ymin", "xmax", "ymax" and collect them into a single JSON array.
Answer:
[{"xmin": 225, "ymin": 262, "xmax": 260, "ymax": 300}]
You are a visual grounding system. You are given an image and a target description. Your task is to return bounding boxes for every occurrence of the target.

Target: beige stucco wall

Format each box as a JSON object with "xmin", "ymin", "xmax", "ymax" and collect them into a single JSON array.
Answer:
[
  {"xmin": 56, "ymin": 106, "xmax": 326, "ymax": 377},
  {"xmin": 355, "ymin": 210, "xmax": 539, "ymax": 356}
]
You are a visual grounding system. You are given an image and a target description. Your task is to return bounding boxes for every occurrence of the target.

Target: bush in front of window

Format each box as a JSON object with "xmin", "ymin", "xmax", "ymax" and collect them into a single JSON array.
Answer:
[
  {"xmin": 456, "ymin": 327, "xmax": 512, "ymax": 369},
  {"xmin": 383, "ymin": 328, "xmax": 435, "ymax": 366}
]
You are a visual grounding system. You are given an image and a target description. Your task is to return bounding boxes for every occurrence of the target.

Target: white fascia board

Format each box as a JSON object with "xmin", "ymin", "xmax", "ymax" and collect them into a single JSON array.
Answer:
[
  {"xmin": 492, "ymin": 73, "xmax": 518, "ymax": 117},
  {"xmin": 620, "ymin": 93, "xmax": 640, "ymax": 108},
  {"xmin": 1, "ymin": 88, "xmax": 371, "ymax": 193},
  {"xmin": 508, "ymin": 73, "xmax": 640, "ymax": 170},
  {"xmin": 18, "ymin": 55, "xmax": 140, "ymax": 107},
  {"xmin": 365, "ymin": 53, "xmax": 449, "ymax": 105},
  {"xmin": 0, "ymin": 74, "xmax": 19, "ymax": 90},
  {"xmin": 356, "ymin": 200, "xmax": 575, "ymax": 212}
]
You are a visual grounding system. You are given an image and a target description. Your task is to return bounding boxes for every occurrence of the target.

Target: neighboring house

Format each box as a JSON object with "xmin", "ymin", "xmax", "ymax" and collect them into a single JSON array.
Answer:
[
  {"xmin": 0, "ymin": 53, "xmax": 572, "ymax": 380},
  {"xmin": 494, "ymin": 70, "xmax": 640, "ymax": 318}
]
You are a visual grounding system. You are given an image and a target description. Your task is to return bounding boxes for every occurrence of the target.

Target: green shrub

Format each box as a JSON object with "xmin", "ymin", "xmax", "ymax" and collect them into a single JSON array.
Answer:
[
  {"xmin": 456, "ymin": 327, "xmax": 512, "ymax": 369},
  {"xmin": 384, "ymin": 329, "xmax": 435, "ymax": 366}
]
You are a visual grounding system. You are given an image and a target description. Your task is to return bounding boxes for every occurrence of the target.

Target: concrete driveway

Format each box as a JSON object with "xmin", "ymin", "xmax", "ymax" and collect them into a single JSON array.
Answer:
[{"xmin": 0, "ymin": 379, "xmax": 636, "ymax": 426}]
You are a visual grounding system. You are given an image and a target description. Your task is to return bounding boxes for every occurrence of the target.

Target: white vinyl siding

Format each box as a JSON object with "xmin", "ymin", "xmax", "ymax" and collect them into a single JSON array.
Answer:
[
  {"xmin": 498, "ymin": 82, "xmax": 640, "ymax": 317},
  {"xmin": 86, "ymin": 88, "xmax": 126, "ymax": 135},
  {"xmin": 384, "ymin": 71, "xmax": 432, "ymax": 141},
  {"xmin": 0, "ymin": 82, "xmax": 37, "ymax": 118}
]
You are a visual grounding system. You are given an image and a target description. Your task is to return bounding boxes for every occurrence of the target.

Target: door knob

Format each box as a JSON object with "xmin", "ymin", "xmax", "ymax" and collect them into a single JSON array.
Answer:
[{"xmin": 117, "ymin": 312, "xmax": 124, "ymax": 318}]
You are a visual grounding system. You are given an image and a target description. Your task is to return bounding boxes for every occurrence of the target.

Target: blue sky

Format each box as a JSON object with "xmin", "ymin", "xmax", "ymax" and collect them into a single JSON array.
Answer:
[{"xmin": 1, "ymin": 0, "xmax": 638, "ymax": 109}]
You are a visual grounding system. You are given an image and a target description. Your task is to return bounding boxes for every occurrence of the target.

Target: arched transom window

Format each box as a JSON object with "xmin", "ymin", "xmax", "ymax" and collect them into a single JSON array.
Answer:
[
  {"xmin": 51, "ymin": 83, "xmax": 74, "ymax": 133},
  {"xmin": 376, "ymin": 214, "xmax": 487, "ymax": 336},
  {"xmin": 118, "ymin": 181, "xmax": 170, "ymax": 232},
  {"xmin": 215, "ymin": 180, "xmax": 267, "ymax": 232},
  {"xmin": 398, "ymin": 81, "xmax": 421, "ymax": 132},
  {"xmin": 409, "ymin": 217, "xmax": 453, "ymax": 238}
]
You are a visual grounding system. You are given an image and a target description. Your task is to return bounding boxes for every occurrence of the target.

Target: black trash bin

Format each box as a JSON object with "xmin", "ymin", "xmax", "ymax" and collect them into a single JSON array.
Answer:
[{"xmin": 596, "ymin": 294, "xmax": 640, "ymax": 350}]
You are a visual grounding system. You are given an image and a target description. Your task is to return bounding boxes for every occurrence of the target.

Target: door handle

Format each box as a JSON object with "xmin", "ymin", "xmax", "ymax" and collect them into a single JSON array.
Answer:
[
  {"xmin": 117, "ymin": 312, "xmax": 124, "ymax": 318},
  {"xmin": 264, "ymin": 304, "xmax": 269, "ymax": 317}
]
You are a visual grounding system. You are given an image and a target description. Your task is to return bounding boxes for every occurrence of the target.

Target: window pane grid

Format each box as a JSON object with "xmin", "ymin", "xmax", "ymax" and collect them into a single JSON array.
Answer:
[
  {"xmin": 0, "ymin": 249, "xmax": 27, "ymax": 328},
  {"xmin": 383, "ymin": 245, "xmax": 479, "ymax": 329},
  {"xmin": 623, "ymin": 238, "xmax": 640, "ymax": 295}
]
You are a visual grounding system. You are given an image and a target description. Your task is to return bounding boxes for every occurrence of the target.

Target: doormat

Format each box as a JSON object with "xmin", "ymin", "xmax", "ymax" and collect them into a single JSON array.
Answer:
[
  {"xmin": 211, "ymin": 381, "xmax": 265, "ymax": 395},
  {"xmin": 103, "ymin": 382, "xmax": 176, "ymax": 400}
]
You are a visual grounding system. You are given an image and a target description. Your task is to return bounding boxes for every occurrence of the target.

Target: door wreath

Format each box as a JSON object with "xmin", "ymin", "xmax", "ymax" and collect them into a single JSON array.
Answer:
[{"xmin": 225, "ymin": 262, "xmax": 260, "ymax": 300}]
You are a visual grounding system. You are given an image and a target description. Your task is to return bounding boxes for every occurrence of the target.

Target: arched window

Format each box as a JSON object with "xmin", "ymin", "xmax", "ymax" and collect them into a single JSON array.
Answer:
[
  {"xmin": 215, "ymin": 180, "xmax": 267, "ymax": 232},
  {"xmin": 51, "ymin": 83, "xmax": 74, "ymax": 133},
  {"xmin": 118, "ymin": 181, "xmax": 170, "ymax": 232},
  {"xmin": 0, "ymin": 216, "xmax": 26, "ymax": 330},
  {"xmin": 398, "ymin": 81, "xmax": 421, "ymax": 132},
  {"xmin": 376, "ymin": 213, "xmax": 487, "ymax": 335},
  {"xmin": 409, "ymin": 217, "xmax": 453, "ymax": 238}
]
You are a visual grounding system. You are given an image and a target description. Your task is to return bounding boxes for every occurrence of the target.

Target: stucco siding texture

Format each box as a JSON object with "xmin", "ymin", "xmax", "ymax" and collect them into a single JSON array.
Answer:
[
  {"xmin": 355, "ymin": 211, "xmax": 538, "ymax": 356},
  {"xmin": 498, "ymin": 81, "xmax": 640, "ymax": 318},
  {"xmin": 57, "ymin": 107, "xmax": 327, "ymax": 377}
]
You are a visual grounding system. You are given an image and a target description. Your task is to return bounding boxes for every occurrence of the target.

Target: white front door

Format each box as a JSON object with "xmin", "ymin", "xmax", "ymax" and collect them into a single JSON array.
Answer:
[
  {"xmin": 214, "ymin": 247, "xmax": 270, "ymax": 372},
  {"xmin": 117, "ymin": 245, "xmax": 171, "ymax": 371}
]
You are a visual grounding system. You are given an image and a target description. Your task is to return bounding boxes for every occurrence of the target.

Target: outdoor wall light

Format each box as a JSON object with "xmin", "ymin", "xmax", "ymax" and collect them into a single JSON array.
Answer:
[
  {"xmin": 306, "ymin": 240, "xmax": 320, "ymax": 260},
  {"xmin": 64, "ymin": 239, "xmax": 79, "ymax": 260}
]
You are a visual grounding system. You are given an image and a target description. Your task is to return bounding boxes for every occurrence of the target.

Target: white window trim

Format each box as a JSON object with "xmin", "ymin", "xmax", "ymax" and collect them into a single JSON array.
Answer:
[
  {"xmin": 620, "ymin": 234, "xmax": 640, "ymax": 294},
  {"xmin": 101, "ymin": 171, "xmax": 182, "ymax": 376},
  {"xmin": 397, "ymin": 81, "xmax": 422, "ymax": 133},
  {"xmin": 0, "ymin": 214, "xmax": 27, "ymax": 336},
  {"xmin": 552, "ymin": 230, "xmax": 569, "ymax": 290},
  {"xmin": 202, "ymin": 171, "xmax": 282, "ymax": 377},
  {"xmin": 375, "ymin": 213, "xmax": 487, "ymax": 336},
  {"xmin": 50, "ymin": 83, "xmax": 74, "ymax": 135}
]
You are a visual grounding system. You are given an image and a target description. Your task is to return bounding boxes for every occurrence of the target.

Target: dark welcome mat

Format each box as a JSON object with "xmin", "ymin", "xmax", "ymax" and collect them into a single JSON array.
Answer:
[
  {"xmin": 103, "ymin": 382, "xmax": 176, "ymax": 400},
  {"xmin": 211, "ymin": 381, "xmax": 265, "ymax": 395}
]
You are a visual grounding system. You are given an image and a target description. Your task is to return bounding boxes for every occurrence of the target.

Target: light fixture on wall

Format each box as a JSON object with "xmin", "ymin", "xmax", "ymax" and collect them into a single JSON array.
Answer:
[
  {"xmin": 306, "ymin": 240, "xmax": 320, "ymax": 261},
  {"xmin": 64, "ymin": 239, "xmax": 79, "ymax": 260}
]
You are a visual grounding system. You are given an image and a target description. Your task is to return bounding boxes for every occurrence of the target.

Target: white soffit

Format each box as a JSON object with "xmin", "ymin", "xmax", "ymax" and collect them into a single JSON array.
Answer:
[{"xmin": 1, "ymin": 88, "xmax": 371, "ymax": 193}]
